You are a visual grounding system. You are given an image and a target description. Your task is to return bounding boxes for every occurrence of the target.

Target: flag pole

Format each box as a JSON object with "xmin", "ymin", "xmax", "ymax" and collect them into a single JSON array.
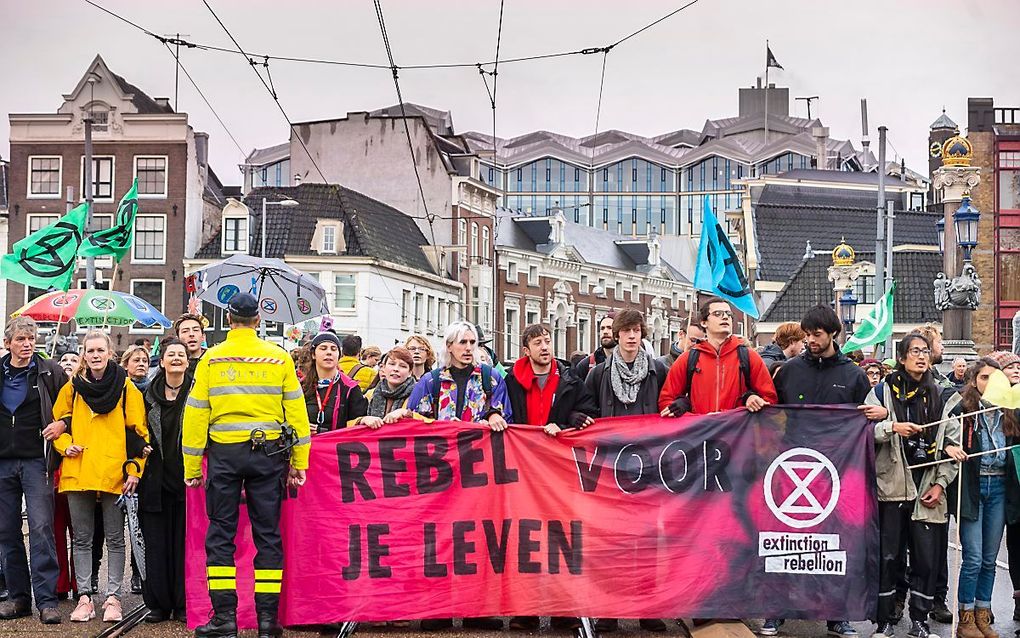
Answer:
[
  {"xmin": 48, "ymin": 292, "xmax": 69, "ymax": 358},
  {"xmin": 764, "ymin": 39, "xmax": 769, "ymax": 148}
]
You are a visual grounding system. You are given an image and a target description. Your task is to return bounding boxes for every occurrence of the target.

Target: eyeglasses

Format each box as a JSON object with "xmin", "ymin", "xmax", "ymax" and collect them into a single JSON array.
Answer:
[
  {"xmin": 907, "ymin": 347, "xmax": 932, "ymax": 358},
  {"xmin": 406, "ymin": 346, "xmax": 426, "ymax": 353},
  {"xmin": 709, "ymin": 310, "xmax": 733, "ymax": 318},
  {"xmin": 866, "ymin": 370, "xmax": 882, "ymax": 378}
]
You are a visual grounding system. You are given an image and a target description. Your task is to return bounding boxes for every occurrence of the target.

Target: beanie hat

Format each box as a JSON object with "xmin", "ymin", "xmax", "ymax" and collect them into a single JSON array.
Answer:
[
  {"xmin": 990, "ymin": 350, "xmax": 1020, "ymax": 369},
  {"xmin": 859, "ymin": 358, "xmax": 882, "ymax": 368},
  {"xmin": 310, "ymin": 332, "xmax": 341, "ymax": 351}
]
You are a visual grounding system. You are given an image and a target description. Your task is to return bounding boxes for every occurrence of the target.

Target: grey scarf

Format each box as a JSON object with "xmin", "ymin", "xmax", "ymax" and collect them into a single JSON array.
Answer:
[
  {"xmin": 367, "ymin": 376, "xmax": 416, "ymax": 418},
  {"xmin": 609, "ymin": 351, "xmax": 650, "ymax": 405}
]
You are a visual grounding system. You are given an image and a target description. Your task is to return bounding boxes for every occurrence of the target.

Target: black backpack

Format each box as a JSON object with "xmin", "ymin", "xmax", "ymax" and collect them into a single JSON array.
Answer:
[
  {"xmin": 684, "ymin": 345, "xmax": 753, "ymax": 396},
  {"xmin": 429, "ymin": 364, "xmax": 493, "ymax": 417}
]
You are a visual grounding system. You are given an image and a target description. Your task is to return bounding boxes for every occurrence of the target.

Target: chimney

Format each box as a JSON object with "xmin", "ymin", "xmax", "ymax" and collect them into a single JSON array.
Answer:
[
  {"xmin": 647, "ymin": 235, "xmax": 661, "ymax": 267},
  {"xmin": 812, "ymin": 126, "xmax": 830, "ymax": 170},
  {"xmin": 155, "ymin": 97, "xmax": 171, "ymax": 110}
]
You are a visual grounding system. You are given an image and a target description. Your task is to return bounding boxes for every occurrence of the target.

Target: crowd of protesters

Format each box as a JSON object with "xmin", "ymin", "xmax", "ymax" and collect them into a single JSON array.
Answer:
[{"xmin": 1, "ymin": 298, "xmax": 1020, "ymax": 638}]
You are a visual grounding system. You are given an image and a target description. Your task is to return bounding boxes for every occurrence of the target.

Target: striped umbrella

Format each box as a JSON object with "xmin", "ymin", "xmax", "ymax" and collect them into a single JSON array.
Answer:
[{"xmin": 10, "ymin": 289, "xmax": 171, "ymax": 328}]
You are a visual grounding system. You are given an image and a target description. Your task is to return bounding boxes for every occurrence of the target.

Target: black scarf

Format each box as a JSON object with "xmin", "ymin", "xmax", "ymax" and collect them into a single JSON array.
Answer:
[
  {"xmin": 886, "ymin": 369, "xmax": 943, "ymax": 437},
  {"xmin": 72, "ymin": 361, "xmax": 128, "ymax": 415},
  {"xmin": 367, "ymin": 376, "xmax": 416, "ymax": 418}
]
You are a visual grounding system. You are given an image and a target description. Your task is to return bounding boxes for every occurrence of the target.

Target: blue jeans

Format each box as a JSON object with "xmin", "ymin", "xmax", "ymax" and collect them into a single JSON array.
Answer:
[
  {"xmin": 0, "ymin": 457, "xmax": 58, "ymax": 610},
  {"xmin": 958, "ymin": 475, "xmax": 1006, "ymax": 608}
]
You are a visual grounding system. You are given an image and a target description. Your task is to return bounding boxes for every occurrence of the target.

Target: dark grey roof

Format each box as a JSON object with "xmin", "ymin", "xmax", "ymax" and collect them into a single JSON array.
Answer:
[
  {"xmin": 755, "ymin": 183, "xmax": 940, "ymax": 281},
  {"xmin": 203, "ymin": 168, "xmax": 227, "ymax": 208},
  {"xmin": 775, "ymin": 169, "xmax": 919, "ymax": 187},
  {"xmin": 761, "ymin": 250, "xmax": 942, "ymax": 325},
  {"xmin": 111, "ymin": 72, "xmax": 173, "ymax": 115},
  {"xmin": 196, "ymin": 184, "xmax": 436, "ymax": 274},
  {"xmin": 930, "ymin": 111, "xmax": 959, "ymax": 131}
]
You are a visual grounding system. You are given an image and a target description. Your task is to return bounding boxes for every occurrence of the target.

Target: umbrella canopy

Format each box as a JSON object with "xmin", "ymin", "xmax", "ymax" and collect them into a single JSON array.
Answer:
[
  {"xmin": 194, "ymin": 254, "xmax": 329, "ymax": 325},
  {"xmin": 10, "ymin": 289, "xmax": 171, "ymax": 328}
]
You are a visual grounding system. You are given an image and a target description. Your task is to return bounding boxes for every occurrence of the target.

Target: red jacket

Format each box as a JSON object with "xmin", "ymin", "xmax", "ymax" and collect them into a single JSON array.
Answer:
[{"xmin": 657, "ymin": 336, "xmax": 778, "ymax": 415}]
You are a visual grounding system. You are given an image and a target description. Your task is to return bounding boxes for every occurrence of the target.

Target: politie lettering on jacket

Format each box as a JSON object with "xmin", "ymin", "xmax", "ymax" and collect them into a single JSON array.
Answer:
[
  {"xmin": 336, "ymin": 431, "xmax": 582, "ymax": 578},
  {"xmin": 219, "ymin": 364, "xmax": 269, "ymax": 382}
]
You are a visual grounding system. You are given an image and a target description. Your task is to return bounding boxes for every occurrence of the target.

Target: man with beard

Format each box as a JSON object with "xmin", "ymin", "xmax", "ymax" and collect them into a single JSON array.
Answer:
[
  {"xmin": 503, "ymin": 324, "xmax": 597, "ymax": 632},
  {"xmin": 573, "ymin": 313, "xmax": 616, "ymax": 380},
  {"xmin": 657, "ymin": 317, "xmax": 707, "ymax": 369},
  {"xmin": 760, "ymin": 305, "xmax": 886, "ymax": 638},
  {"xmin": 173, "ymin": 314, "xmax": 207, "ymax": 375}
]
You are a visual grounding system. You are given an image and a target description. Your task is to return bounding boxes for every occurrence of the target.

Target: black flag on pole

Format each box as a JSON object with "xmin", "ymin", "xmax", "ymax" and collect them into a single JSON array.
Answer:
[{"xmin": 766, "ymin": 46, "xmax": 783, "ymax": 70}]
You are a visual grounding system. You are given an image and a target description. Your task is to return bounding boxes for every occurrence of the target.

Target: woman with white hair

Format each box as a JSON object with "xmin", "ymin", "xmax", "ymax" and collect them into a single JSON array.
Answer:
[
  {"xmin": 408, "ymin": 322, "xmax": 511, "ymax": 429},
  {"xmin": 407, "ymin": 322, "xmax": 511, "ymax": 631}
]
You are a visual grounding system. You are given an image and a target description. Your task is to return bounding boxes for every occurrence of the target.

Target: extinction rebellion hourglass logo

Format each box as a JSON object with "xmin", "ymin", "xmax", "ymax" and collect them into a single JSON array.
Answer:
[{"xmin": 759, "ymin": 448, "xmax": 847, "ymax": 575}]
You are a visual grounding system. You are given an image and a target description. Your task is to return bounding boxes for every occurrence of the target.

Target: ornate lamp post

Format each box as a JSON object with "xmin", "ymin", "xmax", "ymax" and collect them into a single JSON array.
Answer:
[
  {"xmin": 932, "ymin": 135, "xmax": 982, "ymax": 363},
  {"xmin": 839, "ymin": 289, "xmax": 858, "ymax": 338},
  {"xmin": 827, "ymin": 239, "xmax": 866, "ymax": 345}
]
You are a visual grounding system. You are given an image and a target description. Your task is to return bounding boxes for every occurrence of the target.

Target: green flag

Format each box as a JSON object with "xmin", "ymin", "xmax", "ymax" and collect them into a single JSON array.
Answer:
[
  {"xmin": 80, "ymin": 179, "xmax": 138, "ymax": 261},
  {"xmin": 0, "ymin": 203, "xmax": 90, "ymax": 291},
  {"xmin": 844, "ymin": 281, "xmax": 897, "ymax": 353}
]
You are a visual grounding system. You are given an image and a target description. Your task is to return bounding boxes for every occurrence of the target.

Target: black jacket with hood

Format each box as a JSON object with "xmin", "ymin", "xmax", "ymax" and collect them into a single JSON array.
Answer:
[{"xmin": 772, "ymin": 344, "xmax": 871, "ymax": 405}]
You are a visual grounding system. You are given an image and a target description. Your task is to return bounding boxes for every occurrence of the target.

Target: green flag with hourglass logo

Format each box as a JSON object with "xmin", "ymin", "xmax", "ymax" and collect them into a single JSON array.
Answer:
[
  {"xmin": 0, "ymin": 203, "xmax": 90, "ymax": 291},
  {"xmin": 843, "ymin": 281, "xmax": 896, "ymax": 353},
  {"xmin": 80, "ymin": 179, "xmax": 138, "ymax": 261}
]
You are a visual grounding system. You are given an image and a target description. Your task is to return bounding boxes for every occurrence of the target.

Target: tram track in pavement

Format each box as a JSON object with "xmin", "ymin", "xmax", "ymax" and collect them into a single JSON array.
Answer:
[{"xmin": 93, "ymin": 603, "xmax": 149, "ymax": 638}]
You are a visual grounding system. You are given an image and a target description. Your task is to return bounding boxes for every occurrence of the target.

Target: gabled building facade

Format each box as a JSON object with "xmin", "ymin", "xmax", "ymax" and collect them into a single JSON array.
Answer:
[{"xmin": 5, "ymin": 55, "xmax": 223, "ymax": 347}]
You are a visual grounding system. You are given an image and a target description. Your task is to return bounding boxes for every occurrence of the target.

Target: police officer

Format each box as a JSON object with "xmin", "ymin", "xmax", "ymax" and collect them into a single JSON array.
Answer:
[{"xmin": 182, "ymin": 293, "xmax": 311, "ymax": 638}]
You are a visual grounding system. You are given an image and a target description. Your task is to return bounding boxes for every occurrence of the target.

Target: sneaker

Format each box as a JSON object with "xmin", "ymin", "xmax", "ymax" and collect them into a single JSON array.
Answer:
[
  {"xmin": 873, "ymin": 622, "xmax": 896, "ymax": 638},
  {"xmin": 102, "ymin": 596, "xmax": 122, "ymax": 623},
  {"xmin": 907, "ymin": 620, "xmax": 938, "ymax": 638},
  {"xmin": 70, "ymin": 596, "xmax": 95, "ymax": 622},
  {"xmin": 829, "ymin": 621, "xmax": 859, "ymax": 637},
  {"xmin": 760, "ymin": 619, "xmax": 785, "ymax": 636}
]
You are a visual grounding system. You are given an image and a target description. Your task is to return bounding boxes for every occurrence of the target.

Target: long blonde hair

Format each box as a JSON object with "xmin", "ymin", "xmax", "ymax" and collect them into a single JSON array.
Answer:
[{"xmin": 75, "ymin": 330, "xmax": 114, "ymax": 380}]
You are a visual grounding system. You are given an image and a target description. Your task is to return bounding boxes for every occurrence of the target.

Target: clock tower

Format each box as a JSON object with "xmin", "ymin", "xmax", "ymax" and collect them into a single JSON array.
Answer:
[{"xmin": 927, "ymin": 108, "xmax": 959, "ymax": 212}]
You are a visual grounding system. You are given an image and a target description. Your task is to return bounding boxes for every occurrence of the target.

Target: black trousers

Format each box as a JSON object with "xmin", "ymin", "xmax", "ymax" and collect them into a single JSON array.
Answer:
[
  {"xmin": 879, "ymin": 501, "xmax": 947, "ymax": 623},
  {"xmin": 895, "ymin": 523, "xmax": 949, "ymax": 602},
  {"xmin": 205, "ymin": 441, "xmax": 288, "ymax": 616},
  {"xmin": 140, "ymin": 496, "xmax": 186, "ymax": 615}
]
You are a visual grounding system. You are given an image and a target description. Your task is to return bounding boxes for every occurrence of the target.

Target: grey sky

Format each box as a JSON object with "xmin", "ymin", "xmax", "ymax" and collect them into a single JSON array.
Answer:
[{"xmin": 3, "ymin": 0, "xmax": 1019, "ymax": 183}]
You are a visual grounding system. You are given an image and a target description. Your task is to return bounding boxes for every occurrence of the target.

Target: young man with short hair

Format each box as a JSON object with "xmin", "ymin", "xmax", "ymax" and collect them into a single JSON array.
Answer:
[
  {"xmin": 584, "ymin": 310, "xmax": 669, "ymax": 633},
  {"xmin": 759, "ymin": 321, "xmax": 806, "ymax": 367},
  {"xmin": 659, "ymin": 297, "xmax": 777, "ymax": 417},
  {"xmin": 0, "ymin": 317, "xmax": 67, "ymax": 625},
  {"xmin": 173, "ymin": 314, "xmax": 207, "ymax": 374},
  {"xmin": 503, "ymin": 323, "xmax": 597, "ymax": 632},
  {"xmin": 338, "ymin": 335, "xmax": 378, "ymax": 393},
  {"xmin": 760, "ymin": 305, "xmax": 885, "ymax": 638},
  {"xmin": 573, "ymin": 313, "xmax": 616, "ymax": 380}
]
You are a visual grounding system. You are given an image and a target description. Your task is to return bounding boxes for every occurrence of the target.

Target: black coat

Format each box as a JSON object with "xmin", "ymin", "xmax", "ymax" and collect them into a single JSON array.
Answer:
[
  {"xmin": 0, "ymin": 354, "xmax": 66, "ymax": 463},
  {"xmin": 586, "ymin": 353, "xmax": 668, "ymax": 418},
  {"xmin": 572, "ymin": 348, "xmax": 609, "ymax": 381},
  {"xmin": 773, "ymin": 346, "xmax": 871, "ymax": 405},
  {"xmin": 504, "ymin": 361, "xmax": 598, "ymax": 428}
]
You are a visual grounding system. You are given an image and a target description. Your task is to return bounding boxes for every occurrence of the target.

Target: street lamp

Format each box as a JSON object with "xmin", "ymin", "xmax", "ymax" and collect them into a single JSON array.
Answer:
[
  {"xmin": 838, "ymin": 288, "xmax": 858, "ymax": 336},
  {"xmin": 953, "ymin": 195, "xmax": 980, "ymax": 261},
  {"xmin": 261, "ymin": 197, "xmax": 300, "ymax": 258},
  {"xmin": 935, "ymin": 217, "xmax": 945, "ymax": 255}
]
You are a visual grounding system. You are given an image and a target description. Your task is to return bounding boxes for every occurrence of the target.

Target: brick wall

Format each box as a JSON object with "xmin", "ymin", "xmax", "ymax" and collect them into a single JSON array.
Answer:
[
  {"xmin": 968, "ymin": 132, "xmax": 997, "ymax": 353},
  {"xmin": 7, "ymin": 140, "xmax": 189, "ymax": 349}
]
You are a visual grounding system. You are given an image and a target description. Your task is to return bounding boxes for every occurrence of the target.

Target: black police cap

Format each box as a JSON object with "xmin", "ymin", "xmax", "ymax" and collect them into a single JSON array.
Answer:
[{"xmin": 227, "ymin": 292, "xmax": 260, "ymax": 318}]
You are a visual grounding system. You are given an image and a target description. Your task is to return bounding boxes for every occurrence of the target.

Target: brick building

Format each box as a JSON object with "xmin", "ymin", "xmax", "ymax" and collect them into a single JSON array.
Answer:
[
  {"xmin": 958, "ymin": 98, "xmax": 1020, "ymax": 351},
  {"xmin": 495, "ymin": 212, "xmax": 693, "ymax": 362},
  {"xmin": 5, "ymin": 55, "xmax": 224, "ymax": 348}
]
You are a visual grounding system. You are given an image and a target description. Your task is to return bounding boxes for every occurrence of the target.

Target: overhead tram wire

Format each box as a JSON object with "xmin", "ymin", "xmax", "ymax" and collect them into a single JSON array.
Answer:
[
  {"xmin": 372, "ymin": 0, "xmax": 439, "ymax": 247},
  {"xmin": 85, "ymin": 0, "xmax": 703, "ymax": 74}
]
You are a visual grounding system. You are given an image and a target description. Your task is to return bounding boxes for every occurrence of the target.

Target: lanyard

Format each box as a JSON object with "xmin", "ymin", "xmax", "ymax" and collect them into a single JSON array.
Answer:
[{"xmin": 315, "ymin": 378, "xmax": 338, "ymax": 426}]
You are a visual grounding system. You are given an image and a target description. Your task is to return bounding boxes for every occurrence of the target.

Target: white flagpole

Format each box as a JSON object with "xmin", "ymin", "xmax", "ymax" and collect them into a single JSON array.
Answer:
[{"xmin": 764, "ymin": 40, "xmax": 770, "ymax": 148}]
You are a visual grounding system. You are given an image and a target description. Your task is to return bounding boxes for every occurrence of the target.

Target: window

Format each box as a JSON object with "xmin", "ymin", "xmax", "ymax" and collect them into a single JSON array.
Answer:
[
  {"xmin": 134, "ymin": 157, "xmax": 167, "ymax": 196},
  {"xmin": 528, "ymin": 265, "xmax": 539, "ymax": 286},
  {"xmin": 129, "ymin": 280, "xmax": 164, "ymax": 333},
  {"xmin": 322, "ymin": 226, "xmax": 336, "ymax": 253},
  {"xmin": 438, "ymin": 299, "xmax": 448, "ymax": 331},
  {"xmin": 133, "ymin": 215, "xmax": 166, "ymax": 262},
  {"xmin": 223, "ymin": 217, "xmax": 248, "ymax": 254},
  {"xmin": 334, "ymin": 274, "xmax": 356, "ymax": 311},
  {"xmin": 471, "ymin": 223, "xmax": 479, "ymax": 259},
  {"xmin": 427, "ymin": 296, "xmax": 436, "ymax": 331},
  {"xmin": 597, "ymin": 277, "xmax": 607, "ymax": 297},
  {"xmin": 526, "ymin": 310, "xmax": 539, "ymax": 325},
  {"xmin": 615, "ymin": 282, "xmax": 623, "ymax": 299},
  {"xmin": 90, "ymin": 108, "xmax": 109, "ymax": 132},
  {"xmin": 82, "ymin": 156, "xmax": 114, "ymax": 200},
  {"xmin": 28, "ymin": 157, "xmax": 61, "ymax": 197},
  {"xmin": 580, "ymin": 274, "xmax": 589, "ymax": 294},
  {"xmin": 401, "ymin": 290, "xmax": 411, "ymax": 327},
  {"xmin": 507, "ymin": 261, "xmax": 518, "ymax": 283},
  {"xmin": 27, "ymin": 214, "xmax": 59, "ymax": 234},
  {"xmin": 504, "ymin": 307, "xmax": 519, "ymax": 360},
  {"xmin": 853, "ymin": 276, "xmax": 876, "ymax": 304},
  {"xmin": 632, "ymin": 284, "xmax": 640, "ymax": 302},
  {"xmin": 414, "ymin": 293, "xmax": 424, "ymax": 329},
  {"xmin": 458, "ymin": 219, "xmax": 468, "ymax": 268},
  {"xmin": 482, "ymin": 226, "xmax": 490, "ymax": 260},
  {"xmin": 577, "ymin": 316, "xmax": 590, "ymax": 352},
  {"xmin": 470, "ymin": 287, "xmax": 479, "ymax": 323}
]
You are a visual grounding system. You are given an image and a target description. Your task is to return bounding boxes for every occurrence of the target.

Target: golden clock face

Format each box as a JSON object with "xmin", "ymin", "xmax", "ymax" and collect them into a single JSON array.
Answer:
[{"xmin": 930, "ymin": 141, "xmax": 943, "ymax": 158}]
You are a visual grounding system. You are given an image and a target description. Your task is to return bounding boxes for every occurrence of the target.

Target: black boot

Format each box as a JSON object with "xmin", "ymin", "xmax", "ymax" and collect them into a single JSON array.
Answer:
[
  {"xmin": 195, "ymin": 612, "xmax": 238, "ymax": 638},
  {"xmin": 258, "ymin": 612, "xmax": 284, "ymax": 638}
]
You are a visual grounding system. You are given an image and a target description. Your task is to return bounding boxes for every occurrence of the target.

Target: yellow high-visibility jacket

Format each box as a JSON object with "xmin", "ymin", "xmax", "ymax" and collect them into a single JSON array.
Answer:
[
  {"xmin": 52, "ymin": 379, "xmax": 148, "ymax": 495},
  {"xmin": 182, "ymin": 328, "xmax": 311, "ymax": 479}
]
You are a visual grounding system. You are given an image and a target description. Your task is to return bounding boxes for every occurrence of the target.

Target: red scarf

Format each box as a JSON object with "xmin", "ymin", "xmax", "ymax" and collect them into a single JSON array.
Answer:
[{"xmin": 513, "ymin": 357, "xmax": 560, "ymax": 426}]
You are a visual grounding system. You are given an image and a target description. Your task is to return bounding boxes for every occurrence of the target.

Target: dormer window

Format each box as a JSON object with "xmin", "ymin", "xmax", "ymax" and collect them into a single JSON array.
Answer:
[
  {"xmin": 323, "ymin": 226, "xmax": 336, "ymax": 253},
  {"xmin": 222, "ymin": 216, "xmax": 249, "ymax": 254},
  {"xmin": 312, "ymin": 219, "xmax": 345, "ymax": 255}
]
